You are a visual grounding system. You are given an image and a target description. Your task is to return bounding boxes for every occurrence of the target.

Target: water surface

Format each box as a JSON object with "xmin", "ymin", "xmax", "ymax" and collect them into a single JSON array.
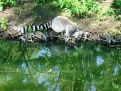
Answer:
[{"xmin": 0, "ymin": 40, "xmax": 121, "ymax": 91}]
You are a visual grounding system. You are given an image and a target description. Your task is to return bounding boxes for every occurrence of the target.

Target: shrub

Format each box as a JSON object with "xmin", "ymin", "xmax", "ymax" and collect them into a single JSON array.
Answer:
[
  {"xmin": 116, "ymin": 0, "xmax": 121, "ymax": 8},
  {"xmin": 32, "ymin": 0, "xmax": 100, "ymax": 16},
  {"xmin": 52, "ymin": 0, "xmax": 100, "ymax": 16},
  {"xmin": 0, "ymin": 0, "xmax": 17, "ymax": 11}
]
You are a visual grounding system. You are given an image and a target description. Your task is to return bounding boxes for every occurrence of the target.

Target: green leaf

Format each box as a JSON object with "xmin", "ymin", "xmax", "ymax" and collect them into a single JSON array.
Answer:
[{"xmin": 28, "ymin": 26, "xmax": 33, "ymax": 33}]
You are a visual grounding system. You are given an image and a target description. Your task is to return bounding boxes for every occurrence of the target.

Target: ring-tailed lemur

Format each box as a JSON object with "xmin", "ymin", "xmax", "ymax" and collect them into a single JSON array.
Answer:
[
  {"xmin": 16, "ymin": 21, "xmax": 52, "ymax": 42},
  {"xmin": 16, "ymin": 16, "xmax": 89, "ymax": 42},
  {"xmin": 16, "ymin": 16, "xmax": 79, "ymax": 35}
]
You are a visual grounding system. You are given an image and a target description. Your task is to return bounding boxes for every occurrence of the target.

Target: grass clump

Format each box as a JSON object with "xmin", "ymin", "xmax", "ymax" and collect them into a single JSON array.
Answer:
[{"xmin": 0, "ymin": 17, "xmax": 8, "ymax": 31}]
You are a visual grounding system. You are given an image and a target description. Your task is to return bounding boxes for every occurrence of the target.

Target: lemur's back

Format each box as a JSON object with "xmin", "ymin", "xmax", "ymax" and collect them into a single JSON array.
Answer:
[{"xmin": 52, "ymin": 16, "xmax": 78, "ymax": 34}]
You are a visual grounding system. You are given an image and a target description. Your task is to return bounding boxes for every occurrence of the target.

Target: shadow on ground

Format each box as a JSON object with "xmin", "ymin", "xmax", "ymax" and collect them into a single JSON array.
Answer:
[{"xmin": 13, "ymin": 2, "xmax": 61, "ymax": 25}]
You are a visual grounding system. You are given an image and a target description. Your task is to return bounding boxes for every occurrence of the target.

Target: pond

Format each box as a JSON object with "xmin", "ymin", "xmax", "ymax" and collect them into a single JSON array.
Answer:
[{"xmin": 0, "ymin": 40, "xmax": 121, "ymax": 91}]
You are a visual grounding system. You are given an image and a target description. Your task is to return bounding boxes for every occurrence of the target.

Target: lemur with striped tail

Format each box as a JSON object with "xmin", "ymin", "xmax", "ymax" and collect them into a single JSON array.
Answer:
[{"xmin": 15, "ymin": 16, "xmax": 89, "ymax": 42}]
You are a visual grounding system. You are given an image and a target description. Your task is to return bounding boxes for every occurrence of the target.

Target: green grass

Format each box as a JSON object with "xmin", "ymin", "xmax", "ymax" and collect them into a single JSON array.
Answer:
[{"xmin": 0, "ymin": 17, "xmax": 8, "ymax": 31}]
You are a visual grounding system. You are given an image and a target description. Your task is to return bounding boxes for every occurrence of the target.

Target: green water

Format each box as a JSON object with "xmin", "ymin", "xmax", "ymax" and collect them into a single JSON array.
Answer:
[{"xmin": 0, "ymin": 40, "xmax": 121, "ymax": 91}]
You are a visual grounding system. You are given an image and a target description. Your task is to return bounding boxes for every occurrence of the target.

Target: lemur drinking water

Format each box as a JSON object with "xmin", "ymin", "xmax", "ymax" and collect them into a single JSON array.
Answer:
[
  {"xmin": 15, "ymin": 16, "xmax": 88, "ymax": 42},
  {"xmin": 17, "ymin": 16, "xmax": 79, "ymax": 34}
]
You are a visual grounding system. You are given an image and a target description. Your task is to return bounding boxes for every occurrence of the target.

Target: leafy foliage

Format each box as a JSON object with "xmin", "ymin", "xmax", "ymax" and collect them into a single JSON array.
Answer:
[
  {"xmin": 28, "ymin": 26, "xmax": 33, "ymax": 33},
  {"xmin": 32, "ymin": 0, "xmax": 114, "ymax": 16},
  {"xmin": 0, "ymin": 0, "xmax": 17, "ymax": 11},
  {"xmin": 52, "ymin": 0, "xmax": 99, "ymax": 16},
  {"xmin": 31, "ymin": 0, "xmax": 101, "ymax": 16},
  {"xmin": 116, "ymin": 0, "xmax": 121, "ymax": 8}
]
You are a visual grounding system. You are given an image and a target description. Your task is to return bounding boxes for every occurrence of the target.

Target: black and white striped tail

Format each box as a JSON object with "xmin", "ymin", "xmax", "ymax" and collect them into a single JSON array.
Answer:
[{"xmin": 17, "ymin": 21, "xmax": 52, "ymax": 34}]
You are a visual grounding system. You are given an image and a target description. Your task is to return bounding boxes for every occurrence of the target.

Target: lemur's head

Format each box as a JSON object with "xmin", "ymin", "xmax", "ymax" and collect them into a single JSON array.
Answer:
[{"xmin": 72, "ymin": 30, "xmax": 83, "ymax": 40}]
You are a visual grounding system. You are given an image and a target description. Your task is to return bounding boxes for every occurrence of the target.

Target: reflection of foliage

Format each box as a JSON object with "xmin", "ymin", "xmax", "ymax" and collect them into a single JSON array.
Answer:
[{"xmin": 0, "ymin": 41, "xmax": 121, "ymax": 90}]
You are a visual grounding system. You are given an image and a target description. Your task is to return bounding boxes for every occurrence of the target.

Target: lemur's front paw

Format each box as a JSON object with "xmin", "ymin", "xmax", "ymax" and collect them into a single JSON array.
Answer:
[{"xmin": 64, "ymin": 34, "xmax": 70, "ymax": 42}]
